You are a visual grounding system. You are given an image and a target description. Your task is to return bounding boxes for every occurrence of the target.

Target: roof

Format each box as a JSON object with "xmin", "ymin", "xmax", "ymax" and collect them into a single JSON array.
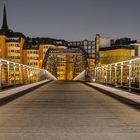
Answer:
[
  {"xmin": 23, "ymin": 37, "xmax": 69, "ymax": 50},
  {"xmin": 100, "ymin": 45, "xmax": 134, "ymax": 51}
]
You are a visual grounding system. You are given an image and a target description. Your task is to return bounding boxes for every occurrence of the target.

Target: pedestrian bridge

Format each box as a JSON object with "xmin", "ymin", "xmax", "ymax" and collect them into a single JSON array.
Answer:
[
  {"xmin": 74, "ymin": 56, "xmax": 140, "ymax": 92},
  {"xmin": 0, "ymin": 80, "xmax": 139, "ymax": 140},
  {"xmin": 0, "ymin": 57, "xmax": 140, "ymax": 140},
  {"xmin": 0, "ymin": 56, "xmax": 140, "ymax": 92}
]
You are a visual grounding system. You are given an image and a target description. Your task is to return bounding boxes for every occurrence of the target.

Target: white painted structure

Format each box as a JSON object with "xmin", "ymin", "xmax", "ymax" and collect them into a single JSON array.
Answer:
[
  {"xmin": 0, "ymin": 58, "xmax": 57, "ymax": 88},
  {"xmin": 95, "ymin": 57, "xmax": 140, "ymax": 91}
]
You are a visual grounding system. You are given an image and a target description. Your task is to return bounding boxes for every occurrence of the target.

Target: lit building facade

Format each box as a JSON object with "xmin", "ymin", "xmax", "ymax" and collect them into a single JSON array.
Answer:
[
  {"xmin": 99, "ymin": 46, "xmax": 135, "ymax": 65},
  {"xmin": 69, "ymin": 40, "xmax": 95, "ymax": 58},
  {"xmin": 95, "ymin": 34, "xmax": 138, "ymax": 66},
  {"xmin": 0, "ymin": 4, "xmax": 95, "ymax": 81},
  {"xmin": 2, "ymin": 4, "xmax": 140, "ymax": 81},
  {"xmin": 131, "ymin": 42, "xmax": 140, "ymax": 56},
  {"xmin": 69, "ymin": 40, "xmax": 95, "ymax": 79},
  {"xmin": 0, "ymin": 4, "xmax": 26, "ymax": 64}
]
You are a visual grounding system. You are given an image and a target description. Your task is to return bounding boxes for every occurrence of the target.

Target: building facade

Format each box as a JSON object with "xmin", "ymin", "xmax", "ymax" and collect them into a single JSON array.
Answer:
[
  {"xmin": 1, "ymin": 4, "xmax": 140, "ymax": 81},
  {"xmin": 95, "ymin": 34, "xmax": 138, "ymax": 66},
  {"xmin": 0, "ymin": 5, "xmax": 26, "ymax": 63},
  {"xmin": 69, "ymin": 40, "xmax": 95, "ymax": 58}
]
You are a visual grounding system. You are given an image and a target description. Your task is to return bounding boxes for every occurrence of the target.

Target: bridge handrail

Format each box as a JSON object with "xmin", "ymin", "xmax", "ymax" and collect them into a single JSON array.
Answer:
[
  {"xmin": 95, "ymin": 56, "xmax": 140, "ymax": 68},
  {"xmin": 0, "ymin": 58, "xmax": 57, "ymax": 89},
  {"xmin": 94, "ymin": 56, "xmax": 140, "ymax": 91}
]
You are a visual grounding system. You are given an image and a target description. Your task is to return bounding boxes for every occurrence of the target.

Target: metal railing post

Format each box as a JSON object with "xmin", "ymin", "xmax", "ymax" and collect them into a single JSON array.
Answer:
[
  {"xmin": 30, "ymin": 67, "xmax": 33, "ymax": 83},
  {"xmin": 21, "ymin": 65, "xmax": 24, "ymax": 84},
  {"xmin": 110, "ymin": 65, "xmax": 112, "ymax": 84},
  {"xmin": 97, "ymin": 68, "xmax": 99, "ymax": 82},
  {"xmin": 101, "ymin": 67, "xmax": 103, "ymax": 82},
  {"xmin": 7, "ymin": 62, "xmax": 10, "ymax": 85},
  {"xmin": 121, "ymin": 62, "xmax": 123, "ymax": 87},
  {"xmin": 115, "ymin": 64, "xmax": 117, "ymax": 86},
  {"xmin": 18, "ymin": 64, "xmax": 21, "ymax": 84},
  {"xmin": 0, "ymin": 60, "xmax": 2, "ymax": 89},
  {"xmin": 94, "ymin": 68, "xmax": 97, "ymax": 82},
  {"xmin": 139, "ymin": 63, "xmax": 140, "ymax": 90},
  {"xmin": 26, "ymin": 66, "xmax": 28, "ymax": 84},
  {"xmin": 13, "ymin": 63, "xmax": 16, "ymax": 86},
  {"xmin": 106, "ymin": 66, "xmax": 108, "ymax": 84},
  {"xmin": 128, "ymin": 60, "xmax": 132, "ymax": 92}
]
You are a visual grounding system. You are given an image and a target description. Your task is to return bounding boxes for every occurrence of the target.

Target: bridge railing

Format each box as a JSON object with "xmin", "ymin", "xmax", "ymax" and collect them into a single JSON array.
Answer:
[
  {"xmin": 95, "ymin": 57, "xmax": 140, "ymax": 91},
  {"xmin": 73, "ymin": 70, "xmax": 86, "ymax": 81},
  {"xmin": 0, "ymin": 58, "xmax": 57, "ymax": 89}
]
